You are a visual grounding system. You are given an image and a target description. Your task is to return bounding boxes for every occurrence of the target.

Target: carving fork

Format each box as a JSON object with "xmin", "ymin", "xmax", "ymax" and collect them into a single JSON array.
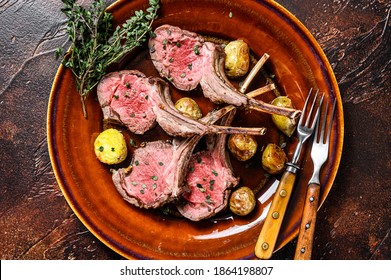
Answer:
[{"xmin": 294, "ymin": 98, "xmax": 336, "ymax": 259}]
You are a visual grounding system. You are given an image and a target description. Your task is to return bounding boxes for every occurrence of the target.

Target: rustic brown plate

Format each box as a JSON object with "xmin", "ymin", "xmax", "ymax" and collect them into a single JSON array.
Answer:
[{"xmin": 47, "ymin": 0, "xmax": 343, "ymax": 259}]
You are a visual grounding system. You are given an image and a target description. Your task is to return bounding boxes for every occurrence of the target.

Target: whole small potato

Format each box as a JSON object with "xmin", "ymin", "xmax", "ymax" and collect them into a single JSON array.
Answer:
[
  {"xmin": 94, "ymin": 128, "xmax": 127, "ymax": 165},
  {"xmin": 262, "ymin": 143, "xmax": 288, "ymax": 175},
  {"xmin": 271, "ymin": 96, "xmax": 297, "ymax": 137},
  {"xmin": 175, "ymin": 97, "xmax": 202, "ymax": 120},
  {"xmin": 228, "ymin": 134, "xmax": 258, "ymax": 161},
  {"xmin": 229, "ymin": 186, "xmax": 256, "ymax": 216},
  {"xmin": 224, "ymin": 39, "xmax": 250, "ymax": 78}
]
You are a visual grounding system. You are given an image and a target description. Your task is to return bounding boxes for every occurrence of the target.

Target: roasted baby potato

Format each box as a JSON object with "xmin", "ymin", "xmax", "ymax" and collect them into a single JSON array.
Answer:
[
  {"xmin": 228, "ymin": 134, "xmax": 258, "ymax": 161},
  {"xmin": 271, "ymin": 96, "xmax": 297, "ymax": 137},
  {"xmin": 229, "ymin": 186, "xmax": 256, "ymax": 216},
  {"xmin": 224, "ymin": 39, "xmax": 250, "ymax": 78},
  {"xmin": 175, "ymin": 97, "xmax": 203, "ymax": 120},
  {"xmin": 261, "ymin": 143, "xmax": 288, "ymax": 175},
  {"xmin": 94, "ymin": 128, "xmax": 127, "ymax": 165}
]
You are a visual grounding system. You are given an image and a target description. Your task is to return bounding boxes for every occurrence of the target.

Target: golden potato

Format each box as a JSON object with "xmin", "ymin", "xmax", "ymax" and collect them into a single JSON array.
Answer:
[
  {"xmin": 228, "ymin": 134, "xmax": 258, "ymax": 161},
  {"xmin": 174, "ymin": 97, "xmax": 202, "ymax": 120},
  {"xmin": 261, "ymin": 143, "xmax": 288, "ymax": 175},
  {"xmin": 94, "ymin": 128, "xmax": 127, "ymax": 165},
  {"xmin": 224, "ymin": 39, "xmax": 250, "ymax": 78},
  {"xmin": 229, "ymin": 186, "xmax": 256, "ymax": 216},
  {"xmin": 271, "ymin": 96, "xmax": 297, "ymax": 137}
]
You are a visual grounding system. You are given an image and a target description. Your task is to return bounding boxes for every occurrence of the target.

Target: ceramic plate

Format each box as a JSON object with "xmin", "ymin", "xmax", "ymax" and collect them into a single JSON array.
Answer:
[{"xmin": 47, "ymin": 0, "xmax": 343, "ymax": 259}]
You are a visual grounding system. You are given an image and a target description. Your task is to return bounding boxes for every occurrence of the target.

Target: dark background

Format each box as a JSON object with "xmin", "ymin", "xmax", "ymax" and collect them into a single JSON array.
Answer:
[{"xmin": 0, "ymin": 0, "xmax": 390, "ymax": 259}]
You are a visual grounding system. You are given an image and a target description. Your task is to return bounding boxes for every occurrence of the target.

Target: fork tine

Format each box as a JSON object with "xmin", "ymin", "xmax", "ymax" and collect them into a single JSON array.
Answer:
[
  {"xmin": 319, "ymin": 96, "xmax": 328, "ymax": 143},
  {"xmin": 304, "ymin": 89, "xmax": 319, "ymax": 127},
  {"xmin": 309, "ymin": 93, "xmax": 323, "ymax": 131},
  {"xmin": 299, "ymin": 88, "xmax": 313, "ymax": 125},
  {"xmin": 313, "ymin": 101, "xmax": 321, "ymax": 142},
  {"xmin": 325, "ymin": 100, "xmax": 336, "ymax": 143}
]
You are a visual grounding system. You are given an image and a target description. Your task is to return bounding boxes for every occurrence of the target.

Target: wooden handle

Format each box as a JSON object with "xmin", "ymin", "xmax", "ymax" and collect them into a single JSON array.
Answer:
[
  {"xmin": 255, "ymin": 171, "xmax": 297, "ymax": 259},
  {"xmin": 294, "ymin": 183, "xmax": 321, "ymax": 260}
]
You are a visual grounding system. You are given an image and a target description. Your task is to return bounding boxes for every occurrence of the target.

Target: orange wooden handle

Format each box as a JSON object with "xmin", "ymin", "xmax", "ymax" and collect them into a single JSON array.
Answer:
[
  {"xmin": 294, "ymin": 183, "xmax": 321, "ymax": 260},
  {"xmin": 255, "ymin": 171, "xmax": 296, "ymax": 259}
]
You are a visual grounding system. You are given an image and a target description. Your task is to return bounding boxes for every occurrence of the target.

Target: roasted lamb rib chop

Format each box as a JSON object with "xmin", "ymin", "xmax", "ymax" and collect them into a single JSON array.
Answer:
[
  {"xmin": 149, "ymin": 24, "xmax": 301, "ymax": 119},
  {"xmin": 112, "ymin": 136, "xmax": 200, "ymax": 209},
  {"xmin": 176, "ymin": 110, "xmax": 239, "ymax": 221},
  {"xmin": 97, "ymin": 70, "xmax": 266, "ymax": 137},
  {"xmin": 97, "ymin": 70, "xmax": 157, "ymax": 134}
]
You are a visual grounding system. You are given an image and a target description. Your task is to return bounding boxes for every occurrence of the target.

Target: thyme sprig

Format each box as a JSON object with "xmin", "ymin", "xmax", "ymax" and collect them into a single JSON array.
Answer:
[{"xmin": 56, "ymin": 0, "xmax": 160, "ymax": 118}]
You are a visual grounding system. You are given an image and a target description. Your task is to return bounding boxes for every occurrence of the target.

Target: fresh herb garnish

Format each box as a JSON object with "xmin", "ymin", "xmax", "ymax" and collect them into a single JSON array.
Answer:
[
  {"xmin": 129, "ymin": 138, "xmax": 137, "ymax": 147},
  {"xmin": 56, "ymin": 0, "xmax": 160, "ymax": 118},
  {"xmin": 205, "ymin": 195, "xmax": 213, "ymax": 205},
  {"xmin": 193, "ymin": 44, "xmax": 200, "ymax": 55},
  {"xmin": 196, "ymin": 183, "xmax": 206, "ymax": 193}
]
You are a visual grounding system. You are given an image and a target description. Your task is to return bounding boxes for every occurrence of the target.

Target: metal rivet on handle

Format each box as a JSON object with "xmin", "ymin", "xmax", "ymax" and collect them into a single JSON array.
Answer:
[
  {"xmin": 272, "ymin": 211, "xmax": 279, "ymax": 219},
  {"xmin": 309, "ymin": 196, "xmax": 315, "ymax": 202},
  {"xmin": 305, "ymin": 223, "xmax": 310, "ymax": 229},
  {"xmin": 262, "ymin": 242, "xmax": 269, "ymax": 250},
  {"xmin": 279, "ymin": 189, "xmax": 287, "ymax": 197},
  {"xmin": 300, "ymin": 248, "xmax": 305, "ymax": 253}
]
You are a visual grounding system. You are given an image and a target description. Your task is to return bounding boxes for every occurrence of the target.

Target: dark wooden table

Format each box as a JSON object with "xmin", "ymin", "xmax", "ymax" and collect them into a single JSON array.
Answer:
[{"xmin": 1, "ymin": 0, "xmax": 390, "ymax": 260}]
